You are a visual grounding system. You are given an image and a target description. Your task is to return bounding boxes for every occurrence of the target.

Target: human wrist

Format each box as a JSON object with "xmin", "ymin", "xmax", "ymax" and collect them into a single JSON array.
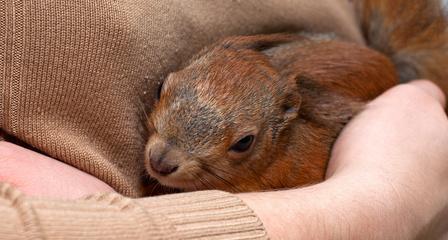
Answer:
[{"xmin": 238, "ymin": 190, "xmax": 303, "ymax": 239}]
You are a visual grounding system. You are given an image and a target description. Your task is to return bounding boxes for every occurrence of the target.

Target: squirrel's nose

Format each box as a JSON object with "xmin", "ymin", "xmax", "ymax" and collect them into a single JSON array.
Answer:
[{"xmin": 149, "ymin": 152, "xmax": 179, "ymax": 176}]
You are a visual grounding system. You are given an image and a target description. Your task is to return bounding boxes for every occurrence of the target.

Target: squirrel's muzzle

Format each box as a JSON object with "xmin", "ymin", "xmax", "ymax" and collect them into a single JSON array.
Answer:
[
  {"xmin": 146, "ymin": 135, "xmax": 182, "ymax": 176},
  {"xmin": 149, "ymin": 151, "xmax": 179, "ymax": 176}
]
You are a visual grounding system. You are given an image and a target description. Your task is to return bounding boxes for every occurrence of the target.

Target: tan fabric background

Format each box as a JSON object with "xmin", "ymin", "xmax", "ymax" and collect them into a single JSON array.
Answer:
[{"xmin": 0, "ymin": 0, "xmax": 362, "ymax": 197}]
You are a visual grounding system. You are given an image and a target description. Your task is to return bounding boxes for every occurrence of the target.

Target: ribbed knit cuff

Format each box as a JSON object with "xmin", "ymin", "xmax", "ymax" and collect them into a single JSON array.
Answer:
[
  {"xmin": 0, "ymin": 183, "xmax": 267, "ymax": 239},
  {"xmin": 136, "ymin": 190, "xmax": 268, "ymax": 239}
]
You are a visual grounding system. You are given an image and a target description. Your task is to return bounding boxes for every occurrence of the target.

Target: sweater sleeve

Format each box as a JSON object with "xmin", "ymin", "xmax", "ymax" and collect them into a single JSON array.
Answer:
[{"xmin": 0, "ymin": 183, "xmax": 267, "ymax": 239}]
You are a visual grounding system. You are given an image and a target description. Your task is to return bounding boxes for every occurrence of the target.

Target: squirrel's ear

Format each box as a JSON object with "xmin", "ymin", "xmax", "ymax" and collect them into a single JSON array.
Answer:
[
  {"xmin": 221, "ymin": 34, "xmax": 302, "ymax": 51},
  {"xmin": 281, "ymin": 75, "xmax": 301, "ymax": 122}
]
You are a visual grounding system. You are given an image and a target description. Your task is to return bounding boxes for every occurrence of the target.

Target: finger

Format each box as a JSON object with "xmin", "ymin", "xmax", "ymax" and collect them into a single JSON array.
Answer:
[{"xmin": 408, "ymin": 80, "xmax": 446, "ymax": 109}]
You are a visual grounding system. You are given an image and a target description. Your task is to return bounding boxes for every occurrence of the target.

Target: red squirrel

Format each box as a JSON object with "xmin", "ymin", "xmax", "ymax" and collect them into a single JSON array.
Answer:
[{"xmin": 144, "ymin": 0, "xmax": 448, "ymax": 193}]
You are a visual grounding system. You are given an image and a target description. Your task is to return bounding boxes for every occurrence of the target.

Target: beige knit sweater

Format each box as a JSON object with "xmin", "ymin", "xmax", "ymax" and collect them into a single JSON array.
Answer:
[{"xmin": 0, "ymin": 1, "xmax": 362, "ymax": 239}]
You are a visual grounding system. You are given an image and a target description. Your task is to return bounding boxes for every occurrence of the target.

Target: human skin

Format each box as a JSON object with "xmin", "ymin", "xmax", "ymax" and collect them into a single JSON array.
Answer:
[
  {"xmin": 0, "ymin": 80, "xmax": 447, "ymax": 239},
  {"xmin": 0, "ymin": 142, "xmax": 115, "ymax": 199}
]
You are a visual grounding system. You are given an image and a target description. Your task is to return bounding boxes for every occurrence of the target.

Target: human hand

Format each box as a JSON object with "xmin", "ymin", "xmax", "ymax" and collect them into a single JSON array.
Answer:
[
  {"xmin": 327, "ymin": 80, "xmax": 448, "ymax": 239},
  {"xmin": 0, "ymin": 141, "xmax": 114, "ymax": 199},
  {"xmin": 240, "ymin": 80, "xmax": 448, "ymax": 239}
]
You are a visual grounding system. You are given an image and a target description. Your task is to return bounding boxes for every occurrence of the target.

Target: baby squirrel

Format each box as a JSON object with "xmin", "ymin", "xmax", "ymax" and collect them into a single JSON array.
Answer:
[{"xmin": 144, "ymin": 0, "xmax": 448, "ymax": 193}]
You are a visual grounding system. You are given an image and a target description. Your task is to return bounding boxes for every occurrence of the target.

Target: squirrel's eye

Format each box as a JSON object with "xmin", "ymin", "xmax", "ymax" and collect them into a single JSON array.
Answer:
[{"xmin": 230, "ymin": 135, "xmax": 255, "ymax": 153}]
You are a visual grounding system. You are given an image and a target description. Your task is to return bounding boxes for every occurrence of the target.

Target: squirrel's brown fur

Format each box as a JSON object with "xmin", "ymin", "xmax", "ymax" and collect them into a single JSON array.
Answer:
[
  {"xmin": 356, "ymin": 0, "xmax": 448, "ymax": 95},
  {"xmin": 144, "ymin": 0, "xmax": 448, "ymax": 193}
]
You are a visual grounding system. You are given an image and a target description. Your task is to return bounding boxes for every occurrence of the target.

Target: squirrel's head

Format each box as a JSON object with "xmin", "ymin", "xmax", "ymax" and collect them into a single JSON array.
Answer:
[{"xmin": 145, "ymin": 35, "xmax": 302, "ymax": 192}]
